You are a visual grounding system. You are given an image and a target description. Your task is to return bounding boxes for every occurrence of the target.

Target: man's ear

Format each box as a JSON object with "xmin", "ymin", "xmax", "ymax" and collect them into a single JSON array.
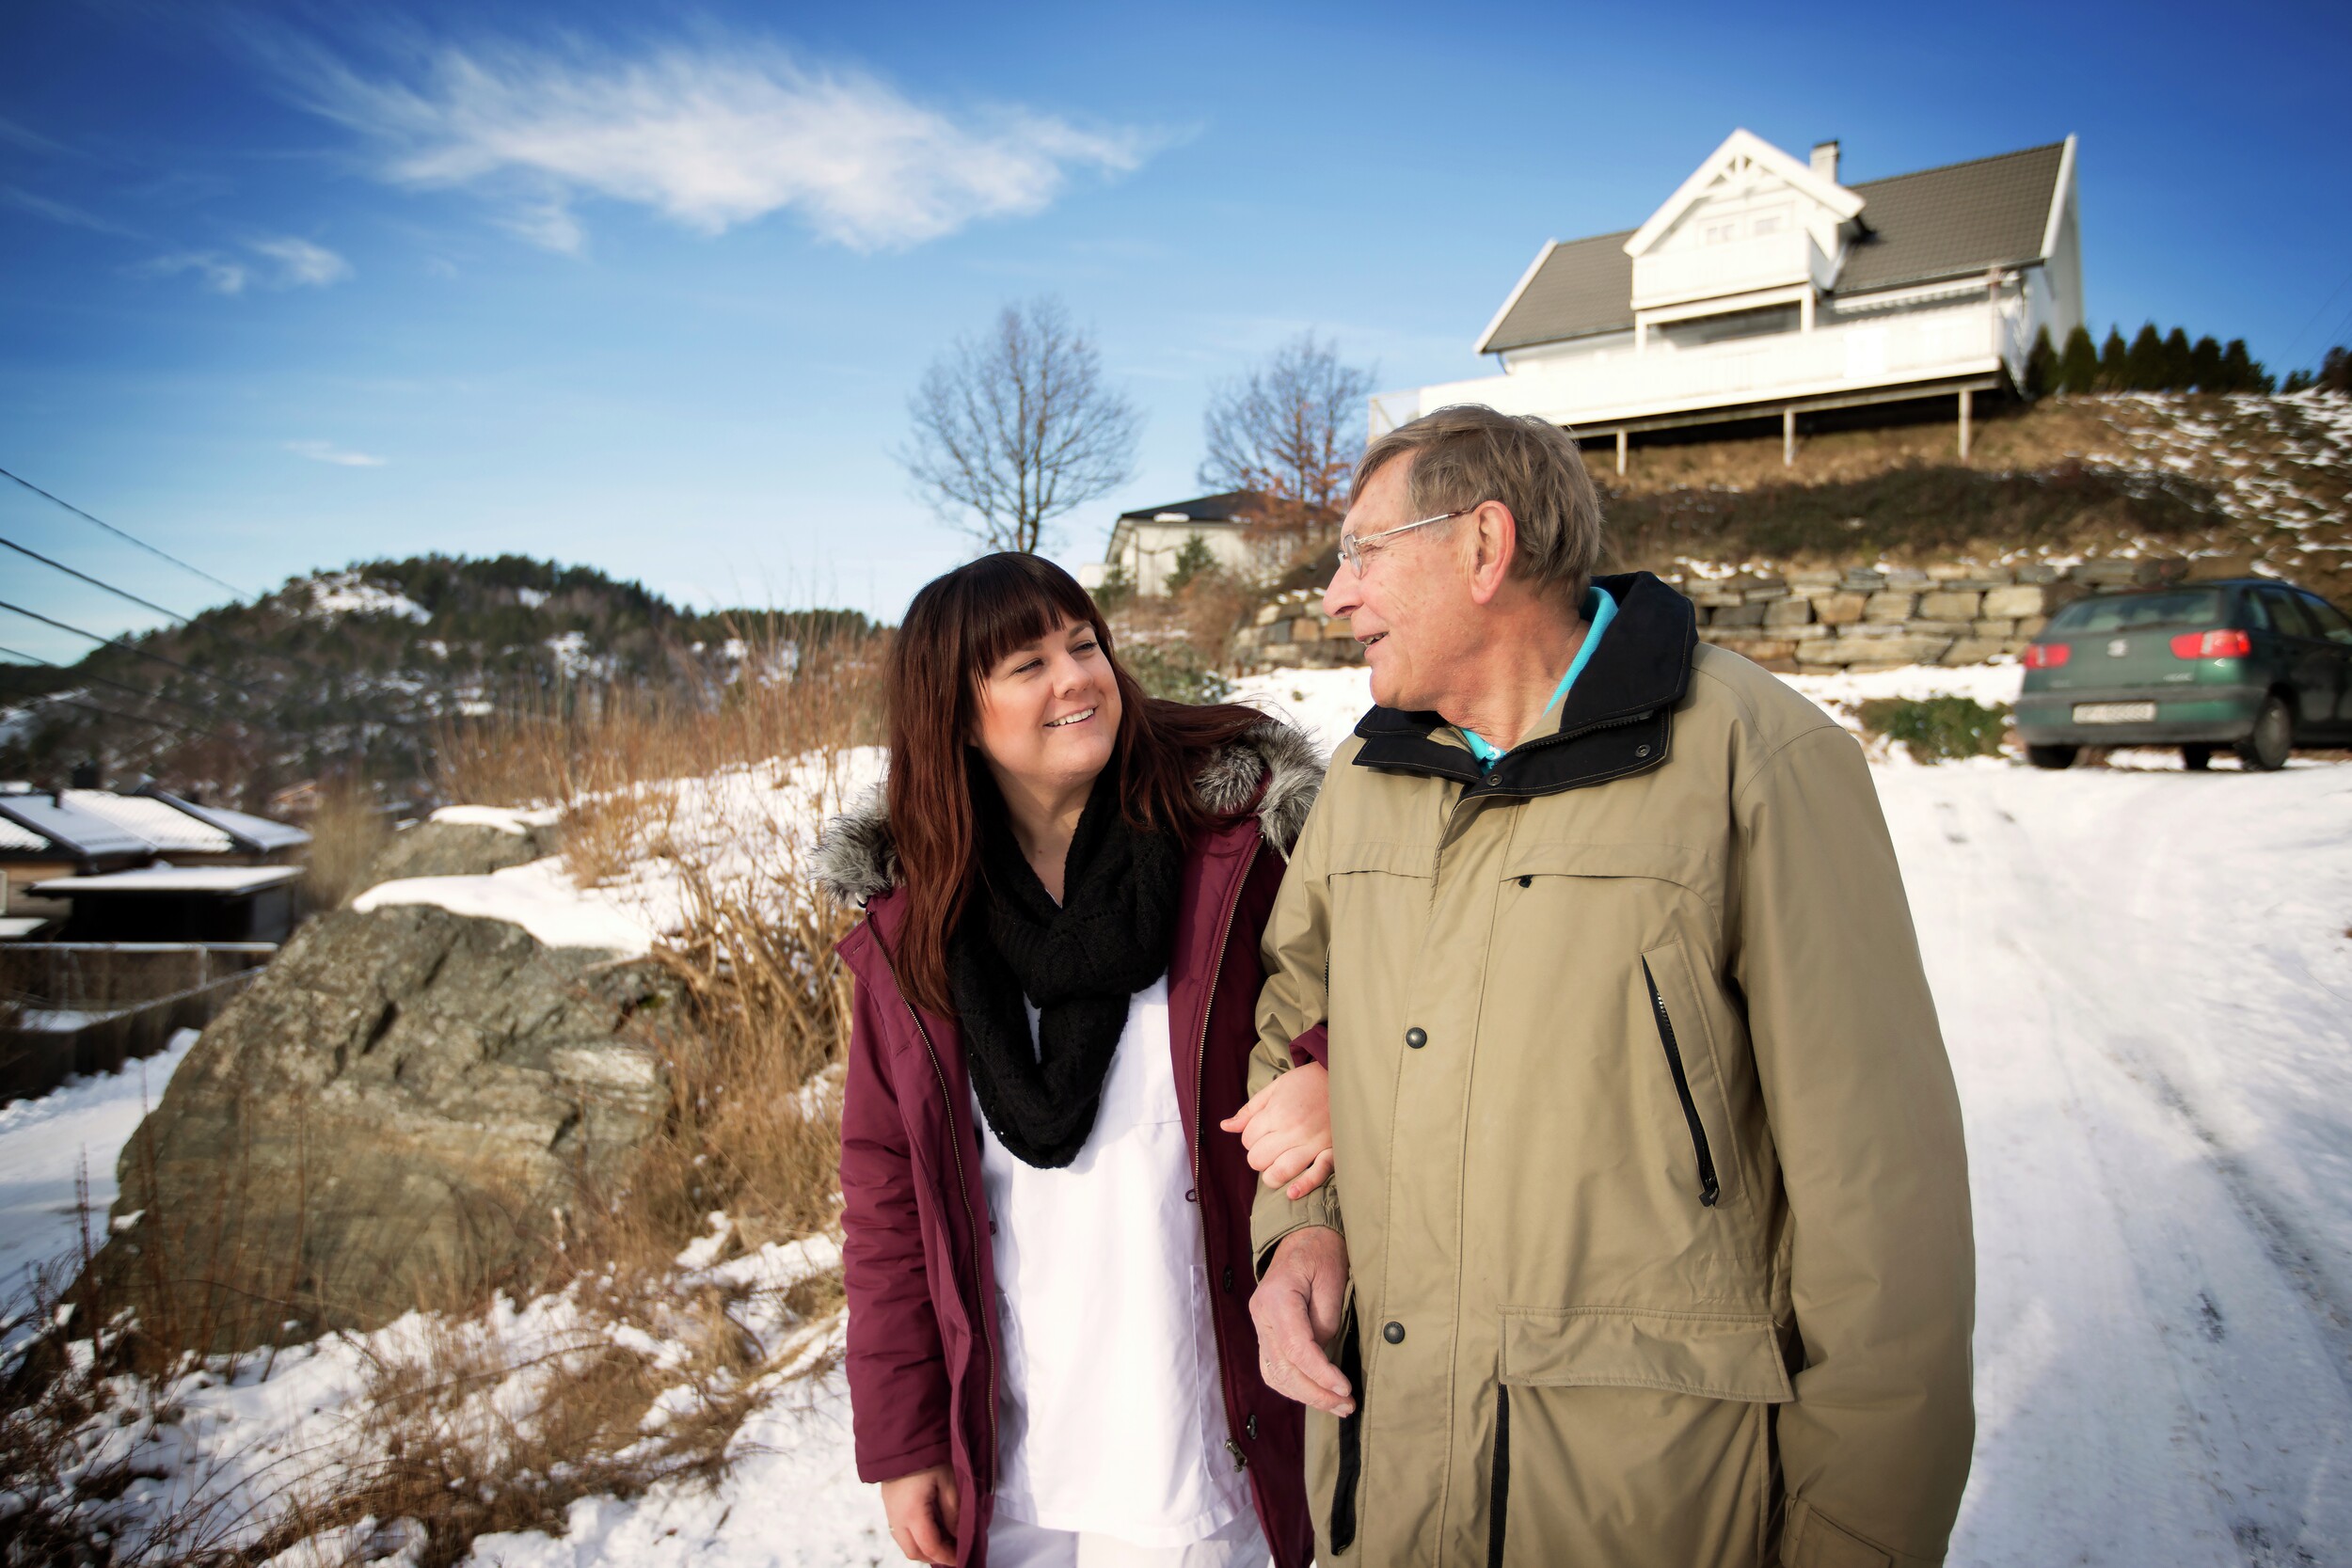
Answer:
[{"xmin": 1465, "ymin": 500, "xmax": 1518, "ymax": 607}]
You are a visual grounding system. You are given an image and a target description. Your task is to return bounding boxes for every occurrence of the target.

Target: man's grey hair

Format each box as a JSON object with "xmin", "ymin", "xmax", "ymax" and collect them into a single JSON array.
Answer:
[{"xmin": 1353, "ymin": 404, "xmax": 1605, "ymax": 601}]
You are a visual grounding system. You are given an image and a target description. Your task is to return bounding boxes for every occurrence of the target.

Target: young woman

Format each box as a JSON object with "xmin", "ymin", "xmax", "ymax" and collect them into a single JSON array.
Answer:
[{"xmin": 817, "ymin": 553, "xmax": 1331, "ymax": 1568}]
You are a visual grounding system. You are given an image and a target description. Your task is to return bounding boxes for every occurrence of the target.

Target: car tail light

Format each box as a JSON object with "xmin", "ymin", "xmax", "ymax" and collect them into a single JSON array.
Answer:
[
  {"xmin": 2023, "ymin": 642, "xmax": 2071, "ymax": 668},
  {"xmin": 2170, "ymin": 628, "xmax": 2251, "ymax": 658}
]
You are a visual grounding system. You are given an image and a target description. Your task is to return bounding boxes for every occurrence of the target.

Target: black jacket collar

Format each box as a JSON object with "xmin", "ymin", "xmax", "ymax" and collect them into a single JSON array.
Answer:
[{"xmin": 1351, "ymin": 571, "xmax": 1696, "ymax": 800}]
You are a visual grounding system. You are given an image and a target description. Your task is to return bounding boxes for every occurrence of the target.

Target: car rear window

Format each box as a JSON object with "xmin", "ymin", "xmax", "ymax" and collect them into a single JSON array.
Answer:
[{"xmin": 2046, "ymin": 589, "xmax": 2225, "ymax": 634}]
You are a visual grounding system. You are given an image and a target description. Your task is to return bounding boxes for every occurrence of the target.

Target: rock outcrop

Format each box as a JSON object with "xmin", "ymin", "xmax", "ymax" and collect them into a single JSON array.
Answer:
[
  {"xmin": 83, "ymin": 904, "xmax": 676, "ymax": 1348},
  {"xmin": 358, "ymin": 815, "xmax": 563, "ymax": 891}
]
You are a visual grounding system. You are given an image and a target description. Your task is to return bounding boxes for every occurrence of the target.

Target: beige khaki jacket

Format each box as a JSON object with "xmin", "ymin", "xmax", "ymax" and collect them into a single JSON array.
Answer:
[{"xmin": 1251, "ymin": 573, "xmax": 1973, "ymax": 1568}]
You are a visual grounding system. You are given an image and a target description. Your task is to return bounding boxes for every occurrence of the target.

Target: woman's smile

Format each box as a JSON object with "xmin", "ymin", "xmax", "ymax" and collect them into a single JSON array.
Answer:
[{"xmin": 1043, "ymin": 705, "xmax": 1099, "ymax": 729}]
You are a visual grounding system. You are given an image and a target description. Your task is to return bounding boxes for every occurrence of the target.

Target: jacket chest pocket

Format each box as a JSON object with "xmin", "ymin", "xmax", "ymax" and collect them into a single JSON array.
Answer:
[
  {"xmin": 1639, "ymin": 938, "xmax": 1747, "ymax": 1211},
  {"xmin": 1493, "ymin": 843, "xmax": 1745, "ymax": 1212}
]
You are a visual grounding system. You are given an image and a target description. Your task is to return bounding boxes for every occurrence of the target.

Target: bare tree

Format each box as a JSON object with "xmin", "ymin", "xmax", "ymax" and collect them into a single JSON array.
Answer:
[
  {"xmin": 900, "ymin": 297, "xmax": 1142, "ymax": 555},
  {"xmin": 1199, "ymin": 332, "xmax": 1375, "ymax": 516}
]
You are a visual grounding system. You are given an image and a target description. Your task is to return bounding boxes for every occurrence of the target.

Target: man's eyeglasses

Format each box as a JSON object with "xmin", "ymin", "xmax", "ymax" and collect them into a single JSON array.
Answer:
[{"xmin": 1336, "ymin": 509, "xmax": 1470, "ymax": 576}]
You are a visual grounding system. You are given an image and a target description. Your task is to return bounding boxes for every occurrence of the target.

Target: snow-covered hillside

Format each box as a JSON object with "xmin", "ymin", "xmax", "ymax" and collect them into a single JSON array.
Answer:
[{"xmin": 6, "ymin": 663, "xmax": 2348, "ymax": 1565}]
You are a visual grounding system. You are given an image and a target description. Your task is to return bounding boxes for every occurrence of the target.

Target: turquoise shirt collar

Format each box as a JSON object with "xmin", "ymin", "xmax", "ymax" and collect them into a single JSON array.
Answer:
[{"xmin": 1459, "ymin": 584, "xmax": 1618, "ymax": 770}]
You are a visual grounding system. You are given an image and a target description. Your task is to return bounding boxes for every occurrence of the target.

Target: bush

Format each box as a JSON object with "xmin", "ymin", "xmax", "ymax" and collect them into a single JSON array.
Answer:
[
  {"xmin": 1856, "ymin": 696, "xmax": 2010, "ymax": 763},
  {"xmin": 1120, "ymin": 641, "xmax": 1232, "ymax": 704}
]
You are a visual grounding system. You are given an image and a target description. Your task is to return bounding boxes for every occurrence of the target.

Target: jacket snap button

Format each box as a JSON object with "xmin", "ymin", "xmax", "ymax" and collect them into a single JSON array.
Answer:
[
  {"xmin": 1382, "ymin": 1321, "xmax": 1406, "ymax": 1344},
  {"xmin": 1405, "ymin": 1027, "xmax": 1427, "ymax": 1050},
  {"xmin": 1246, "ymin": 1414, "xmax": 1259, "ymax": 1439},
  {"xmin": 1636, "ymin": 744, "xmax": 1652, "ymax": 757},
  {"xmin": 1222, "ymin": 1266, "xmax": 1234, "ymax": 1292}
]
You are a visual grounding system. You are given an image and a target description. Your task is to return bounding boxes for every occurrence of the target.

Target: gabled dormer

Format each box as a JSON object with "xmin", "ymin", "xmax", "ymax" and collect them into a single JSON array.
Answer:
[{"xmin": 1623, "ymin": 129, "xmax": 1864, "ymax": 321}]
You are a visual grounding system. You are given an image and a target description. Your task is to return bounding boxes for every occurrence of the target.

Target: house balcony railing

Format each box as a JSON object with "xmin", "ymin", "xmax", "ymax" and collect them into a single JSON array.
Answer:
[
  {"xmin": 1629, "ymin": 231, "xmax": 1833, "ymax": 311},
  {"xmin": 1377, "ymin": 298, "xmax": 2026, "ymax": 436}
]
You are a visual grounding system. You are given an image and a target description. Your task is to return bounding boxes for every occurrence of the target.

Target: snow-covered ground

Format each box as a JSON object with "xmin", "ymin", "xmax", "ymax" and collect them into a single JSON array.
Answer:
[
  {"xmin": 0, "ymin": 1029, "xmax": 197, "ymax": 1338},
  {"xmin": 7, "ymin": 662, "xmax": 2350, "ymax": 1564}
]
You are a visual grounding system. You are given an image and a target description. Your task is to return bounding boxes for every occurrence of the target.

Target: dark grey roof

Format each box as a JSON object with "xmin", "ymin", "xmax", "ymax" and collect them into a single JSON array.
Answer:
[
  {"xmin": 1116, "ymin": 490, "xmax": 1272, "ymax": 525},
  {"xmin": 1838, "ymin": 142, "xmax": 2067, "ymax": 293},
  {"xmin": 1479, "ymin": 141, "xmax": 2068, "ymax": 354},
  {"xmin": 1482, "ymin": 230, "xmax": 1636, "ymax": 354}
]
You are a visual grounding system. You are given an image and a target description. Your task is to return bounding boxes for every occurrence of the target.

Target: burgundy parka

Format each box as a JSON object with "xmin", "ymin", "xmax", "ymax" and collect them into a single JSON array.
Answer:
[{"xmin": 817, "ymin": 724, "xmax": 1323, "ymax": 1568}]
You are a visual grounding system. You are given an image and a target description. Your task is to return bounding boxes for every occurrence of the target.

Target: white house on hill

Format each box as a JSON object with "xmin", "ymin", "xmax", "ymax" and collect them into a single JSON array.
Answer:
[
  {"xmin": 1375, "ymin": 130, "xmax": 2082, "ymax": 466},
  {"xmin": 1081, "ymin": 491, "xmax": 1276, "ymax": 597}
]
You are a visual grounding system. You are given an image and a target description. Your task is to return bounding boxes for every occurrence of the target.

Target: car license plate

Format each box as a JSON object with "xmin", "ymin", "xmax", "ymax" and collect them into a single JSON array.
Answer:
[{"xmin": 2073, "ymin": 702, "xmax": 2156, "ymax": 723}]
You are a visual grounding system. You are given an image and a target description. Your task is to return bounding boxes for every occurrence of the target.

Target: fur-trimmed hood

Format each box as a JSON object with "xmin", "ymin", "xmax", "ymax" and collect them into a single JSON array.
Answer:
[{"xmin": 811, "ymin": 718, "xmax": 1324, "ymax": 909}]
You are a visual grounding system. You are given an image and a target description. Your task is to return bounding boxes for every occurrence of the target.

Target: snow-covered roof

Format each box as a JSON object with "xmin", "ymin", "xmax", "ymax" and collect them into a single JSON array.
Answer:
[
  {"xmin": 31, "ymin": 865, "xmax": 304, "ymax": 895},
  {"xmin": 0, "ymin": 816, "xmax": 52, "ymax": 853},
  {"xmin": 0, "ymin": 915, "xmax": 54, "ymax": 939},
  {"xmin": 0, "ymin": 794, "xmax": 153, "ymax": 860},
  {"xmin": 62, "ymin": 789, "xmax": 235, "ymax": 854},
  {"xmin": 141, "ymin": 788, "xmax": 312, "ymax": 852}
]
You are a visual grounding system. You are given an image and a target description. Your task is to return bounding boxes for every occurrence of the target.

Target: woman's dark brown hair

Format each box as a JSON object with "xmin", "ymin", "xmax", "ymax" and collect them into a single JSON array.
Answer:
[{"xmin": 884, "ymin": 552, "xmax": 1266, "ymax": 1016}]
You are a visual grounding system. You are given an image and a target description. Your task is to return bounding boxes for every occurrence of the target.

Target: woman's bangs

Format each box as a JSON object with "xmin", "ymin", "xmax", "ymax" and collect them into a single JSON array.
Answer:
[{"xmin": 961, "ymin": 556, "xmax": 1104, "ymax": 677}]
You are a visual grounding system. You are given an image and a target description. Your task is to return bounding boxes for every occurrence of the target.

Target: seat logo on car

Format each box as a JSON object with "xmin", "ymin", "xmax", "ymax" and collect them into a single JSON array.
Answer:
[{"xmin": 2107, "ymin": 639, "xmax": 2130, "ymax": 657}]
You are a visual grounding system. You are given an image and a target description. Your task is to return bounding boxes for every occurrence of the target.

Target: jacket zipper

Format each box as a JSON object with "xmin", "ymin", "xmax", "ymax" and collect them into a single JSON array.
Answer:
[
  {"xmin": 1641, "ymin": 958, "xmax": 1720, "ymax": 1207},
  {"xmin": 1195, "ymin": 837, "xmax": 1260, "ymax": 1471},
  {"xmin": 893, "ymin": 986, "xmax": 999, "ymax": 1496}
]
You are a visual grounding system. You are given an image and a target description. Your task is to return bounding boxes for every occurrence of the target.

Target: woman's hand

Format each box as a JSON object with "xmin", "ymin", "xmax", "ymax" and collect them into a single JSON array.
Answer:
[
  {"xmin": 880, "ymin": 1465, "xmax": 961, "ymax": 1564},
  {"xmin": 1219, "ymin": 1061, "xmax": 1334, "ymax": 1198}
]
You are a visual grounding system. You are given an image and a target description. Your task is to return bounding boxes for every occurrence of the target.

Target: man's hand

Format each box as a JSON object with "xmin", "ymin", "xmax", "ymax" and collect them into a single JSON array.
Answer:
[
  {"xmin": 1249, "ymin": 1225, "xmax": 1355, "ymax": 1417},
  {"xmin": 1219, "ymin": 1061, "xmax": 1334, "ymax": 1198},
  {"xmin": 879, "ymin": 1464, "xmax": 960, "ymax": 1564}
]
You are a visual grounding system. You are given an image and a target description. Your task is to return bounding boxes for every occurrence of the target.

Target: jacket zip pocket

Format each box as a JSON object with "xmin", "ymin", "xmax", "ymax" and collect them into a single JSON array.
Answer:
[
  {"xmin": 1486, "ymin": 1384, "xmax": 1510, "ymax": 1568},
  {"xmin": 1642, "ymin": 958, "xmax": 1721, "ymax": 1208},
  {"xmin": 1328, "ymin": 1306, "xmax": 1365, "ymax": 1553}
]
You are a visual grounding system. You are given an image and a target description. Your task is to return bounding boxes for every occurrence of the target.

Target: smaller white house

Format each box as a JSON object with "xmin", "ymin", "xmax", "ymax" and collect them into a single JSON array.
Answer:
[
  {"xmin": 1081, "ymin": 491, "xmax": 1275, "ymax": 597},
  {"xmin": 1376, "ymin": 130, "xmax": 2083, "ymax": 466}
]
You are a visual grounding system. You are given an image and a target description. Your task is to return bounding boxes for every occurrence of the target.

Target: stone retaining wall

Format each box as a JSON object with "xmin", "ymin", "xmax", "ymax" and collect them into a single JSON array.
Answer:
[{"xmin": 1230, "ymin": 558, "xmax": 2191, "ymax": 673}]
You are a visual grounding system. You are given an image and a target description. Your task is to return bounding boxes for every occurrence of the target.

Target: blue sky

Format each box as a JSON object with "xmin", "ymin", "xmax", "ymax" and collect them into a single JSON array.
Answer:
[{"xmin": 3, "ymin": 0, "xmax": 2346, "ymax": 664}]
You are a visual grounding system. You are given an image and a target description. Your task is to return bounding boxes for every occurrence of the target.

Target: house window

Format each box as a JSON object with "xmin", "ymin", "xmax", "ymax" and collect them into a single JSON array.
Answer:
[
  {"xmin": 1752, "ymin": 214, "xmax": 1784, "ymax": 237},
  {"xmin": 1705, "ymin": 222, "xmax": 1736, "ymax": 245}
]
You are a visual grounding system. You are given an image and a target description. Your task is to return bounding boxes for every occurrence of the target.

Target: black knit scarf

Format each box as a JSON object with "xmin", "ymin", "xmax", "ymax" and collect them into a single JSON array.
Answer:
[{"xmin": 949, "ymin": 767, "xmax": 1184, "ymax": 1168}]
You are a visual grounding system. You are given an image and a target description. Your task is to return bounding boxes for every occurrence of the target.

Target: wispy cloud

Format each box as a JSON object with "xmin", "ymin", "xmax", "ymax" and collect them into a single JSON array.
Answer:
[
  {"xmin": 249, "ymin": 234, "xmax": 353, "ymax": 286},
  {"xmin": 0, "ymin": 184, "xmax": 142, "ymax": 238},
  {"xmin": 134, "ymin": 235, "xmax": 352, "ymax": 293},
  {"xmin": 137, "ymin": 250, "xmax": 252, "ymax": 293},
  {"xmin": 279, "ymin": 34, "xmax": 1155, "ymax": 252},
  {"xmin": 286, "ymin": 439, "xmax": 388, "ymax": 467}
]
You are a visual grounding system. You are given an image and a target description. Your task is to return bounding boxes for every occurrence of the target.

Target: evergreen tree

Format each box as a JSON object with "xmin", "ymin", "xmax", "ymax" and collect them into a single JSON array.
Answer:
[
  {"xmin": 2125, "ymin": 323, "xmax": 2168, "ymax": 390},
  {"xmin": 2220, "ymin": 339, "xmax": 2257, "ymax": 393},
  {"xmin": 1164, "ymin": 532, "xmax": 1219, "ymax": 594},
  {"xmin": 2058, "ymin": 325, "xmax": 2101, "ymax": 393},
  {"xmin": 2025, "ymin": 327, "xmax": 2058, "ymax": 398},
  {"xmin": 2322, "ymin": 345, "xmax": 2351, "ymax": 395},
  {"xmin": 2161, "ymin": 327, "xmax": 2194, "ymax": 389},
  {"xmin": 2099, "ymin": 327, "xmax": 2130, "ymax": 389},
  {"xmin": 2190, "ymin": 335, "xmax": 2224, "ymax": 392},
  {"xmin": 2282, "ymin": 369, "xmax": 2318, "ymax": 394}
]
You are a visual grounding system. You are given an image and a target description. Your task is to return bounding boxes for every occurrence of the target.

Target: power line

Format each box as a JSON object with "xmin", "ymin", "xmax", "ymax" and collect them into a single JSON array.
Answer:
[
  {"xmin": 0, "ymin": 598, "xmax": 264, "ymax": 698},
  {"xmin": 0, "ymin": 641, "xmax": 218, "ymax": 718},
  {"xmin": 1, "ymin": 535, "xmax": 192, "ymax": 625},
  {"xmin": 0, "ymin": 466, "xmax": 250, "ymax": 600}
]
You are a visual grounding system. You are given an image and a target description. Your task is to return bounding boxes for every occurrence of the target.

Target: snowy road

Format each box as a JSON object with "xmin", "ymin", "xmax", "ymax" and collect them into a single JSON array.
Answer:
[{"xmin": 1882, "ymin": 760, "xmax": 2352, "ymax": 1565}]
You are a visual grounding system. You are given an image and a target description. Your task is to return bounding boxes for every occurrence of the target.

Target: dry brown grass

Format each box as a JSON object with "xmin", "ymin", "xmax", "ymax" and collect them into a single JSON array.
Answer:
[{"xmin": 299, "ymin": 780, "xmax": 395, "ymax": 911}]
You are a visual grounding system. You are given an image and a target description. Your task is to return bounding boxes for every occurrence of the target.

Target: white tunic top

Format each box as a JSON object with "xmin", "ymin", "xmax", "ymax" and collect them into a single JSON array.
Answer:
[{"xmin": 974, "ymin": 976, "xmax": 1251, "ymax": 1545}]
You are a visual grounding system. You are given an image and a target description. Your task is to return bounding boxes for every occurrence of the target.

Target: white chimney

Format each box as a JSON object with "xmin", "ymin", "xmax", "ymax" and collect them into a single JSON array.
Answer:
[{"xmin": 1810, "ymin": 140, "xmax": 1841, "ymax": 182}]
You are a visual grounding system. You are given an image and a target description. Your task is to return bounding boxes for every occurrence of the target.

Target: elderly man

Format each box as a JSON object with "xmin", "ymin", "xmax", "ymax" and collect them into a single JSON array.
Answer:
[{"xmin": 1245, "ymin": 404, "xmax": 1973, "ymax": 1566}]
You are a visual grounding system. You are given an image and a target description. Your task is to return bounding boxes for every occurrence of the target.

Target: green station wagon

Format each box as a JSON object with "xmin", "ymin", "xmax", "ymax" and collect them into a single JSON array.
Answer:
[{"xmin": 2015, "ymin": 578, "xmax": 2352, "ymax": 770}]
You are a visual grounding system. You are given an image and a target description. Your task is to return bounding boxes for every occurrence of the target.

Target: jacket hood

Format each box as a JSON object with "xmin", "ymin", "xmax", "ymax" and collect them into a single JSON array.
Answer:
[{"xmin": 811, "ymin": 716, "xmax": 1325, "ymax": 908}]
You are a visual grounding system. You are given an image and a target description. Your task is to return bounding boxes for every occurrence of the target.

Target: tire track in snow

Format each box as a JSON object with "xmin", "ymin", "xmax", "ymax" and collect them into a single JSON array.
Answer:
[{"xmin": 1884, "ymin": 766, "xmax": 2352, "ymax": 1565}]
